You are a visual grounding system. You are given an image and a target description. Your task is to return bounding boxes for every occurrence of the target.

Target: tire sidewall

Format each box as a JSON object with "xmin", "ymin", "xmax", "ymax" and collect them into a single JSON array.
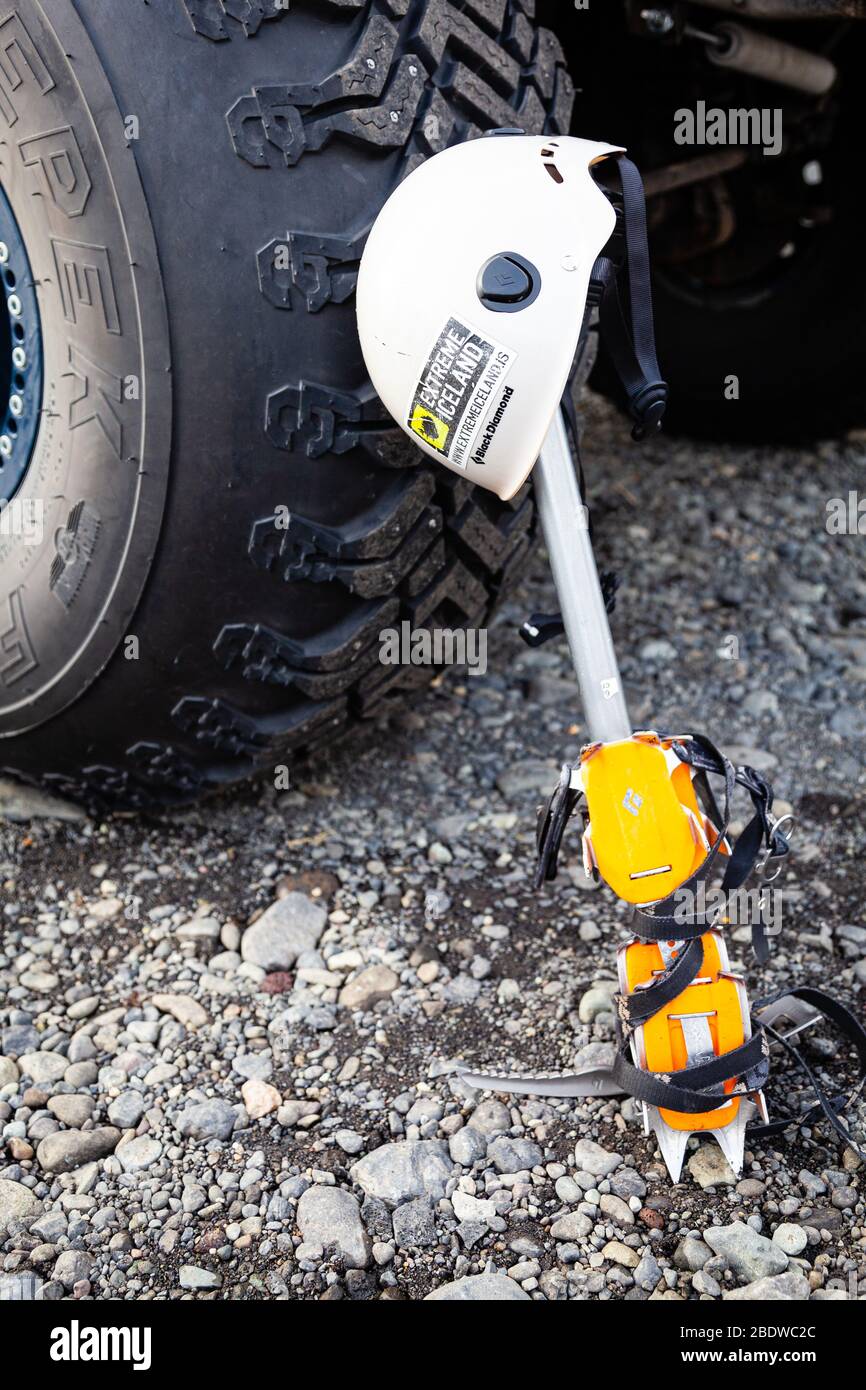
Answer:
[{"xmin": 0, "ymin": 0, "xmax": 170, "ymax": 735}]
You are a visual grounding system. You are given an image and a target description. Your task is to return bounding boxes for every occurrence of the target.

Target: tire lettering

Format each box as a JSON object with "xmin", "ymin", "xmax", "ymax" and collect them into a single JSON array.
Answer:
[
  {"xmin": 0, "ymin": 587, "xmax": 37, "ymax": 686},
  {"xmin": 0, "ymin": 11, "xmax": 55, "ymax": 128},
  {"xmin": 51, "ymin": 238, "xmax": 121, "ymax": 334},
  {"xmin": 64, "ymin": 344, "xmax": 125, "ymax": 459},
  {"xmin": 19, "ymin": 125, "xmax": 92, "ymax": 217}
]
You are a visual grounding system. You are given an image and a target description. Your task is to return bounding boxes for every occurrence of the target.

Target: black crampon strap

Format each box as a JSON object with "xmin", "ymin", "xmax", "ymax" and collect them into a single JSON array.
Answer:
[
  {"xmin": 611, "ymin": 732, "xmax": 792, "ymax": 1116},
  {"xmin": 612, "ymin": 1029, "xmax": 771, "ymax": 1114},
  {"xmin": 750, "ymin": 987, "xmax": 866, "ymax": 1161},
  {"xmin": 592, "ymin": 156, "xmax": 668, "ymax": 441},
  {"xmin": 633, "ymin": 733, "xmax": 790, "ymax": 964}
]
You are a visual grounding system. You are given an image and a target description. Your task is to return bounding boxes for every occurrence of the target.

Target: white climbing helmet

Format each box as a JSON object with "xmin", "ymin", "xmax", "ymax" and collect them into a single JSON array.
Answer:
[{"xmin": 357, "ymin": 132, "xmax": 624, "ymax": 501}]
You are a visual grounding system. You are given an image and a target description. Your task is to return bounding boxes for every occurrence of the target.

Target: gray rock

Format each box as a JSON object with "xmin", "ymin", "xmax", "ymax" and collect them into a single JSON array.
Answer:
[
  {"xmin": 693, "ymin": 1270, "xmax": 722, "ymax": 1297},
  {"xmin": 467, "ymin": 1100, "xmax": 511, "ymax": 1137},
  {"xmin": 704, "ymin": 1221, "xmax": 789, "ymax": 1282},
  {"xmin": 404, "ymin": 1096, "xmax": 443, "ymax": 1126},
  {"xmin": 0, "ymin": 1178, "xmax": 41, "ymax": 1225},
  {"xmin": 423, "ymin": 890, "xmax": 451, "ymax": 919},
  {"xmin": 351, "ymin": 1140, "xmax": 452, "ymax": 1207},
  {"xmin": 36, "ymin": 1127, "xmax": 120, "ymax": 1174},
  {"xmin": 442, "ymin": 974, "xmax": 481, "ymax": 1005},
  {"xmin": 798, "ymin": 1169, "xmax": 827, "ymax": 1198},
  {"xmin": 688, "ymin": 1145, "xmax": 736, "ymax": 1189},
  {"xmin": 724, "ymin": 1272, "xmax": 810, "ymax": 1301},
  {"xmin": 176, "ymin": 917, "xmax": 221, "ymax": 941},
  {"xmin": 232, "ymin": 1053, "xmax": 272, "ymax": 1082},
  {"xmin": 17, "ymin": 1051, "xmax": 68, "ymax": 1085},
  {"xmin": 52, "ymin": 1250, "xmax": 92, "ymax": 1289},
  {"xmin": 599, "ymin": 1193, "xmax": 634, "ymax": 1226},
  {"xmin": 772, "ymin": 1223, "xmax": 808, "ymax": 1256},
  {"xmin": 361, "ymin": 1196, "xmax": 393, "ymax": 1241},
  {"xmin": 65, "ymin": 1060, "xmax": 97, "ymax": 1086},
  {"xmin": 392, "ymin": 1198, "xmax": 436, "ymax": 1248},
  {"xmin": 609, "ymin": 1168, "xmax": 647, "ymax": 1201},
  {"xmin": 538, "ymin": 1269, "xmax": 568, "ymax": 1300},
  {"xmin": 555, "ymin": 1176, "xmax": 584, "ymax": 1204},
  {"xmin": 272, "ymin": 1000, "xmax": 337, "ymax": 1033},
  {"xmin": 179, "ymin": 1266, "xmax": 222, "ymax": 1290},
  {"xmin": 449, "ymin": 1127, "xmax": 487, "ymax": 1166},
  {"xmin": 830, "ymin": 1185, "xmax": 857, "ymax": 1210},
  {"xmin": 46, "ymin": 1095, "xmax": 94, "ymax": 1128},
  {"xmin": 0, "ymin": 1055, "xmax": 18, "ymax": 1087},
  {"xmin": 496, "ymin": 761, "xmax": 559, "ymax": 799},
  {"xmin": 487, "ymin": 1135, "xmax": 542, "ymax": 1173},
  {"xmin": 176, "ymin": 1098, "xmax": 237, "ymax": 1142},
  {"xmin": 578, "ymin": 983, "xmax": 617, "ymax": 1023},
  {"xmin": 633, "ymin": 1251, "xmax": 663, "ymax": 1292},
  {"xmin": 241, "ymin": 893, "xmax": 327, "ymax": 970},
  {"xmin": 425, "ymin": 1273, "xmax": 530, "ymax": 1301},
  {"xmin": 451, "ymin": 1190, "xmax": 496, "ymax": 1225},
  {"xmin": 31, "ymin": 1211, "xmax": 67, "ymax": 1242},
  {"xmin": 675, "ymin": 1237, "xmax": 713, "ymax": 1271},
  {"xmin": 737, "ymin": 1178, "xmax": 766, "ymax": 1199},
  {"xmin": 335, "ymin": 1129, "xmax": 365, "ymax": 1156},
  {"xmin": 107, "ymin": 1093, "xmax": 145, "ymax": 1129},
  {"xmin": 117, "ymin": 1136, "xmax": 162, "ymax": 1173},
  {"xmin": 574, "ymin": 1138, "xmax": 622, "ymax": 1177},
  {"xmin": 34, "ymin": 1281, "xmax": 65, "ymax": 1301},
  {"xmin": 641, "ymin": 638, "xmax": 677, "ymax": 662},
  {"xmin": 1, "ymin": 1025, "xmax": 39, "ymax": 1057},
  {"xmin": 297, "ymin": 1185, "xmax": 371, "ymax": 1269},
  {"xmin": 338, "ymin": 965, "xmax": 399, "ymax": 1011},
  {"xmin": 550, "ymin": 1212, "xmax": 592, "ymax": 1241}
]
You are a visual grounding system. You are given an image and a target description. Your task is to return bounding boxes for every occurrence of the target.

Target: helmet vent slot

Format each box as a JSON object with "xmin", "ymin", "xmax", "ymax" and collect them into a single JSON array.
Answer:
[{"xmin": 540, "ymin": 148, "xmax": 564, "ymax": 184}]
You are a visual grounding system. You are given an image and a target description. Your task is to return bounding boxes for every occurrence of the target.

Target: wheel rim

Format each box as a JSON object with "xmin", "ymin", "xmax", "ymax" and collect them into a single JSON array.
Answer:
[{"xmin": 0, "ymin": 181, "xmax": 43, "ymax": 503}]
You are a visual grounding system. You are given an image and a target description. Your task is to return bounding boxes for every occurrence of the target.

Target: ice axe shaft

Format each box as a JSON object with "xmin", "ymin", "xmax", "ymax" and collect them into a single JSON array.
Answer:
[
  {"xmin": 534, "ymin": 408, "xmax": 631, "ymax": 744},
  {"xmin": 534, "ymin": 409, "xmax": 747, "ymax": 1182}
]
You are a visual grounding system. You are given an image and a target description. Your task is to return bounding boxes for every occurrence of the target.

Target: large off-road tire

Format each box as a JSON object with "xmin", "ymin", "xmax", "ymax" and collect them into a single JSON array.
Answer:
[{"xmin": 0, "ymin": 0, "xmax": 575, "ymax": 808}]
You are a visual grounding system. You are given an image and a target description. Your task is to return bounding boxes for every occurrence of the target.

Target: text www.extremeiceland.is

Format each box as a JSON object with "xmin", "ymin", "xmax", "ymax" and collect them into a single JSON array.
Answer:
[{"xmin": 682, "ymin": 1350, "xmax": 816, "ymax": 1365}]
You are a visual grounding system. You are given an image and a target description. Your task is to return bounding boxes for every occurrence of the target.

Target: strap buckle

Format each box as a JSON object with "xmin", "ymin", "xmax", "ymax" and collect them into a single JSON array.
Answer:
[
  {"xmin": 631, "ymin": 395, "xmax": 667, "ymax": 441},
  {"xmin": 755, "ymin": 812, "xmax": 795, "ymax": 882},
  {"xmin": 753, "ymin": 992, "xmax": 822, "ymax": 1043}
]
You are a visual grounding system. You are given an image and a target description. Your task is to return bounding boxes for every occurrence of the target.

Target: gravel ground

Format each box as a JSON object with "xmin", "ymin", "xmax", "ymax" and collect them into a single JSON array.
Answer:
[{"xmin": 1, "ymin": 392, "xmax": 864, "ymax": 1303}]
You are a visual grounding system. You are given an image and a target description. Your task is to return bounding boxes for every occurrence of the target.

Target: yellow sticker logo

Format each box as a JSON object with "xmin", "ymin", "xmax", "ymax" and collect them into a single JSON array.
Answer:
[{"xmin": 409, "ymin": 406, "xmax": 449, "ymax": 451}]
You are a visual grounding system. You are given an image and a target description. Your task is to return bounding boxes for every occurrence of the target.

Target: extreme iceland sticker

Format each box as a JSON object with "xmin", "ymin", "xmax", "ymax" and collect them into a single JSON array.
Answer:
[{"xmin": 408, "ymin": 317, "xmax": 517, "ymax": 470}]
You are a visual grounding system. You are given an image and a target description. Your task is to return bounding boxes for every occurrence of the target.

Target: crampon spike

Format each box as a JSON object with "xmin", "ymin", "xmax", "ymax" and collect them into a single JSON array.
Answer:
[
  {"xmin": 648, "ymin": 1098, "xmax": 755, "ymax": 1183},
  {"xmin": 711, "ymin": 1097, "xmax": 755, "ymax": 1176},
  {"xmin": 648, "ymin": 1109, "xmax": 692, "ymax": 1184}
]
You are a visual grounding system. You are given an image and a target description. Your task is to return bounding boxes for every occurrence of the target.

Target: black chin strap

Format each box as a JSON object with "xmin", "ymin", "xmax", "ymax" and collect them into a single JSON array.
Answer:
[{"xmin": 592, "ymin": 155, "xmax": 669, "ymax": 441}]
